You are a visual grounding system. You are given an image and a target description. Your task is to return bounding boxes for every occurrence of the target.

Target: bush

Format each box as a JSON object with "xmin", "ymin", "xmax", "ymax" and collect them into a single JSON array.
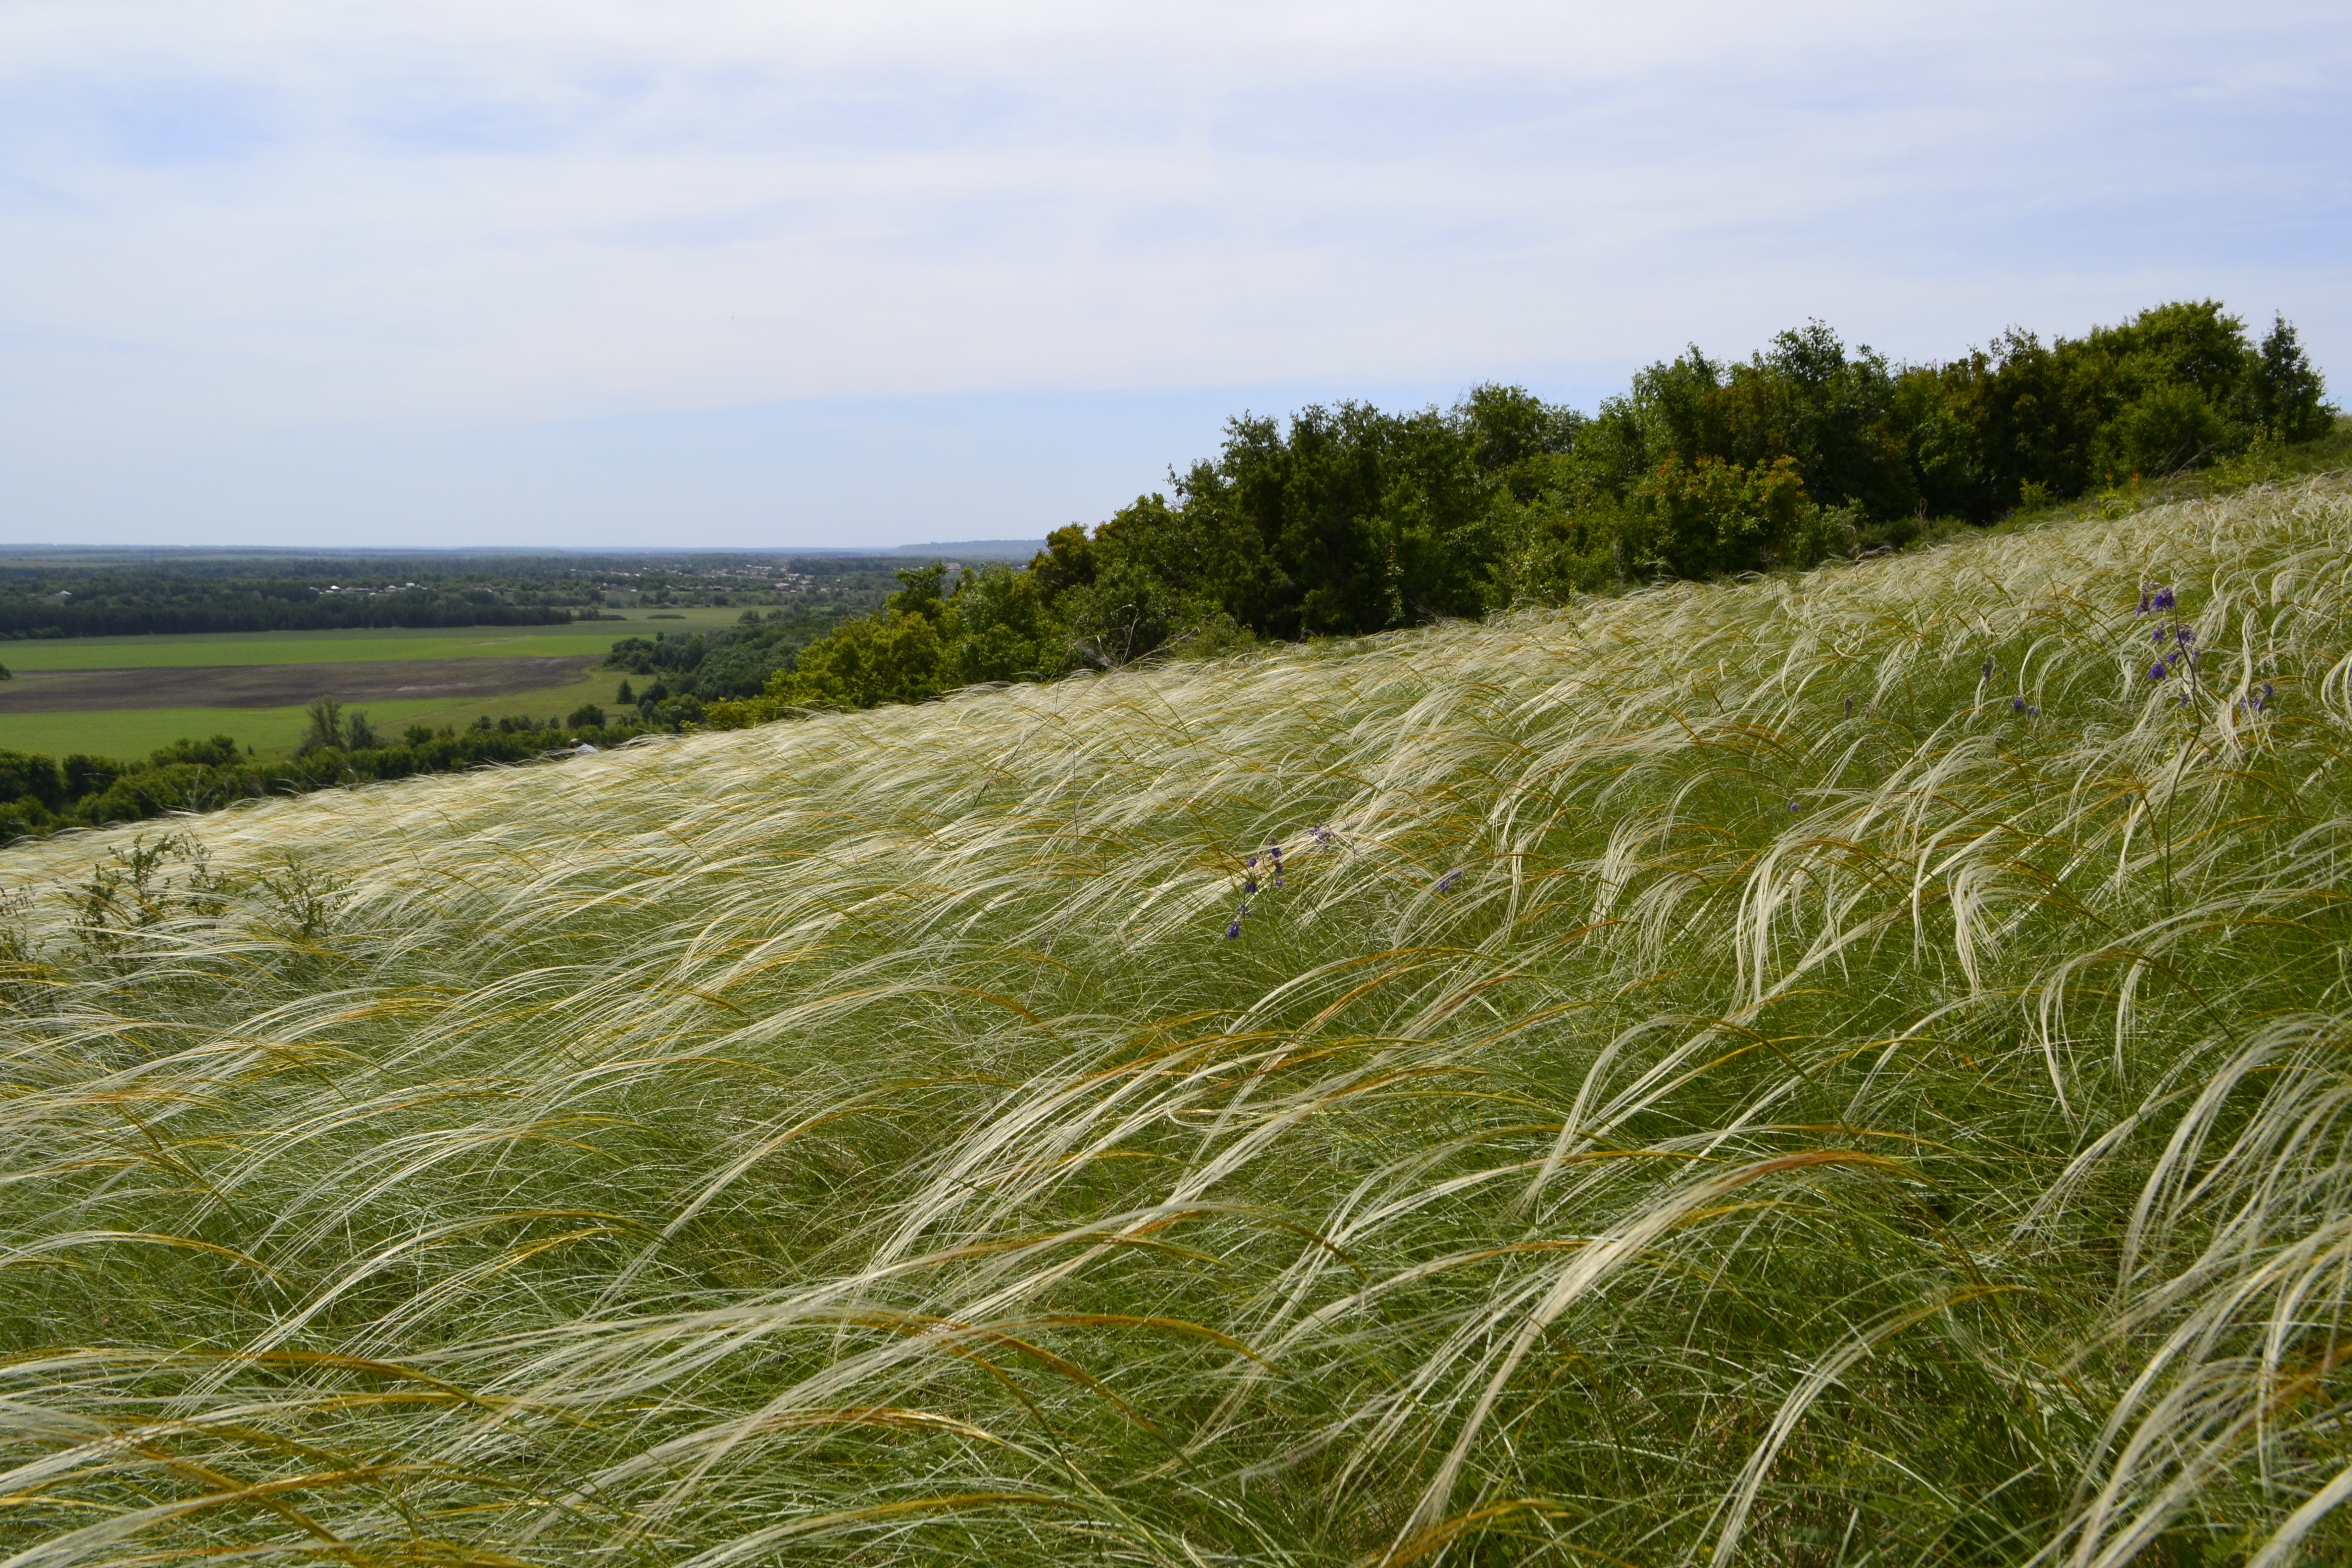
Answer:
[
  {"xmin": 778, "ymin": 609, "xmax": 950, "ymax": 709},
  {"xmin": 2095, "ymin": 384, "xmax": 2231, "ymax": 477},
  {"xmin": 146, "ymin": 734, "xmax": 241, "ymax": 768},
  {"xmin": 62, "ymin": 754, "xmax": 121, "ymax": 798},
  {"xmin": 1624, "ymin": 454, "xmax": 1831, "ymax": 577},
  {"xmin": 0, "ymin": 750, "xmax": 66, "ymax": 812}
]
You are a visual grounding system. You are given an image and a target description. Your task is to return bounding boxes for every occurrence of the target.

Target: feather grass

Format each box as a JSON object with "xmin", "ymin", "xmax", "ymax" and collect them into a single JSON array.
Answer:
[{"xmin": 7, "ymin": 477, "xmax": 2352, "ymax": 1563}]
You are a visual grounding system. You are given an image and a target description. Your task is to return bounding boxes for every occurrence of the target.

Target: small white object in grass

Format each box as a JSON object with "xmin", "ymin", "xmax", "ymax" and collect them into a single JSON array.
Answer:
[{"xmin": 573, "ymin": 742, "xmax": 599, "ymax": 754}]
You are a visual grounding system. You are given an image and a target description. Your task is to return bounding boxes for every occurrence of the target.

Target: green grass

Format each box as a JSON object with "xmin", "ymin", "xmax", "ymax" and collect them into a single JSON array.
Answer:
[
  {"xmin": 7, "ymin": 475, "xmax": 2352, "ymax": 1564},
  {"xmin": 0, "ymin": 667, "xmax": 620, "ymax": 762},
  {"xmin": 0, "ymin": 703, "xmax": 359, "ymax": 758}
]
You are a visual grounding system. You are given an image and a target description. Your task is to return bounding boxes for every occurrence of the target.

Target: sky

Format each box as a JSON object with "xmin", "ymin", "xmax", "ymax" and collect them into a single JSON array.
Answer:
[{"xmin": 1, "ymin": 1, "xmax": 2345, "ymax": 549}]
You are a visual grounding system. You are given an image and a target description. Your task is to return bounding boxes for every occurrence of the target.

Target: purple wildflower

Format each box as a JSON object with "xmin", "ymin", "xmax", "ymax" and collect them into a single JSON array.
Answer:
[
  {"xmin": 2149, "ymin": 662, "xmax": 2167, "ymax": 681},
  {"xmin": 2012, "ymin": 696, "xmax": 2026, "ymax": 713},
  {"xmin": 1435, "ymin": 868, "xmax": 1463, "ymax": 893},
  {"xmin": 2259, "ymin": 681, "xmax": 2274, "ymax": 710},
  {"xmin": 1982, "ymin": 657, "xmax": 1995, "ymax": 681},
  {"xmin": 2154, "ymin": 586, "xmax": 2175, "ymax": 611},
  {"xmin": 1224, "ymin": 916, "xmax": 1242, "ymax": 940},
  {"xmin": 2137, "ymin": 587, "xmax": 2150, "ymax": 615},
  {"xmin": 1308, "ymin": 824, "xmax": 1333, "ymax": 847}
]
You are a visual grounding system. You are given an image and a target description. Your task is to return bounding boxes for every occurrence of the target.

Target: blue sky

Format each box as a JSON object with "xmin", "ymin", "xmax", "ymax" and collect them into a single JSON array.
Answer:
[{"xmin": 1, "ymin": 0, "xmax": 2345, "ymax": 548}]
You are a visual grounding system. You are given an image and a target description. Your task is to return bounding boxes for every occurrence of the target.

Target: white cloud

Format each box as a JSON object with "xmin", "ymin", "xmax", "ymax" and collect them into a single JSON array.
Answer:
[{"xmin": 0, "ymin": 0, "xmax": 2344, "ymax": 542}]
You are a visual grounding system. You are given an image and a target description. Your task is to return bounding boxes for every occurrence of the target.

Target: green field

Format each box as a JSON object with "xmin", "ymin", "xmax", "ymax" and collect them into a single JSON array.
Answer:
[
  {"xmin": 8, "ymin": 476, "xmax": 2352, "ymax": 1563},
  {"xmin": 0, "ymin": 613, "xmax": 721, "ymax": 759},
  {"xmin": 0, "ymin": 670, "xmax": 623, "ymax": 760}
]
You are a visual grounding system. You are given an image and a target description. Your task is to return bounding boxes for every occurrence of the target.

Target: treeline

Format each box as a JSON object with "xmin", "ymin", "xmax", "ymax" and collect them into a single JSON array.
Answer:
[
  {"xmin": 0, "ymin": 582, "xmax": 576, "ymax": 640},
  {"xmin": 0, "ymin": 551, "xmax": 912, "ymax": 640},
  {"xmin": 0, "ymin": 719, "xmax": 643, "ymax": 840},
  {"xmin": 707, "ymin": 299, "xmax": 2337, "ymax": 724}
]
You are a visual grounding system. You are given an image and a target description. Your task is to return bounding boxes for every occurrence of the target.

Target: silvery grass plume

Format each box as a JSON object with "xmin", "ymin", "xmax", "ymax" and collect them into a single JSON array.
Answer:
[{"xmin": 5, "ymin": 474, "xmax": 2352, "ymax": 1565}]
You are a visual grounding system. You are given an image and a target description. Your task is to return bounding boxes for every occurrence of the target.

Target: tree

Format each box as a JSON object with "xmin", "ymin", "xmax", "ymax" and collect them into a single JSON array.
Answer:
[
  {"xmin": 2254, "ymin": 313, "xmax": 2334, "ymax": 442},
  {"xmin": 1621, "ymin": 455, "xmax": 1834, "ymax": 579},
  {"xmin": 776, "ymin": 610, "xmax": 950, "ymax": 709},
  {"xmin": 946, "ymin": 565, "xmax": 1068, "ymax": 684},
  {"xmin": 296, "ymin": 697, "xmax": 346, "ymax": 755}
]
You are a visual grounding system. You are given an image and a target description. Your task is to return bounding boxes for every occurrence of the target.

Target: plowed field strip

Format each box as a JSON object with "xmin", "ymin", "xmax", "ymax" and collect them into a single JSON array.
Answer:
[{"xmin": 0, "ymin": 656, "xmax": 601, "ymax": 713}]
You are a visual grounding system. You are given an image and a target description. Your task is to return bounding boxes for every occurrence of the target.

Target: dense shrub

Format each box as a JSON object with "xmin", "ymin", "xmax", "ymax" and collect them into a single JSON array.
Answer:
[{"xmin": 0, "ymin": 751, "xmax": 67, "ymax": 814}]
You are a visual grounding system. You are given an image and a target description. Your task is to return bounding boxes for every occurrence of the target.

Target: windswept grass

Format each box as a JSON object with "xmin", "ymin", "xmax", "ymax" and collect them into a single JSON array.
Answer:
[{"xmin": 8, "ymin": 476, "xmax": 2352, "ymax": 1564}]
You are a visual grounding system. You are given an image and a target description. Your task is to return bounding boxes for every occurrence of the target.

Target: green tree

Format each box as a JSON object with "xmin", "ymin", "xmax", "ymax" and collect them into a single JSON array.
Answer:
[
  {"xmin": 2253, "ymin": 313, "xmax": 2333, "ymax": 441},
  {"xmin": 1027, "ymin": 525, "xmax": 1099, "ymax": 597},
  {"xmin": 776, "ymin": 609, "xmax": 951, "ymax": 709},
  {"xmin": 946, "ymin": 565, "xmax": 1069, "ymax": 684},
  {"xmin": 1064, "ymin": 492, "xmax": 1269, "ymax": 665},
  {"xmin": 0, "ymin": 751, "xmax": 65, "ymax": 813},
  {"xmin": 296, "ymin": 696, "xmax": 347, "ymax": 755},
  {"xmin": 2095, "ymin": 384, "xmax": 2231, "ymax": 477},
  {"xmin": 1622, "ymin": 455, "xmax": 1834, "ymax": 579}
]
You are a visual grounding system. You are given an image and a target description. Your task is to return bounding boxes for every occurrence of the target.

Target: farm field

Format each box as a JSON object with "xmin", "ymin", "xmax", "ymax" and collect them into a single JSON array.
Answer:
[
  {"xmin": 6, "ymin": 474, "xmax": 2352, "ymax": 1563},
  {"xmin": 0, "ymin": 670, "xmax": 621, "ymax": 759},
  {"xmin": 0, "ymin": 608, "xmax": 740, "ymax": 671},
  {"xmin": 0, "ymin": 612, "xmax": 727, "ymax": 758}
]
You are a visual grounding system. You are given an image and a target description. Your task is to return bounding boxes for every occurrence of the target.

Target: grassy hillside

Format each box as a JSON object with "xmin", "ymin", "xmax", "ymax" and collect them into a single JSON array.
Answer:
[{"xmin": 7, "ymin": 475, "xmax": 2352, "ymax": 1564}]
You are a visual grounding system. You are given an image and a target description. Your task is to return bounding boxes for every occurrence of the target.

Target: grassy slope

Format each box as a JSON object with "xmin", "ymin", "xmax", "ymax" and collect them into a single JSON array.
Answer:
[{"xmin": 6, "ymin": 477, "xmax": 2352, "ymax": 1564}]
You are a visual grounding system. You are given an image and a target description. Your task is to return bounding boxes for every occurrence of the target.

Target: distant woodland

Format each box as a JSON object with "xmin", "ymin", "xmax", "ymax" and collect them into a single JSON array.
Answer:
[{"xmin": 0, "ymin": 552, "xmax": 902, "ymax": 640}]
